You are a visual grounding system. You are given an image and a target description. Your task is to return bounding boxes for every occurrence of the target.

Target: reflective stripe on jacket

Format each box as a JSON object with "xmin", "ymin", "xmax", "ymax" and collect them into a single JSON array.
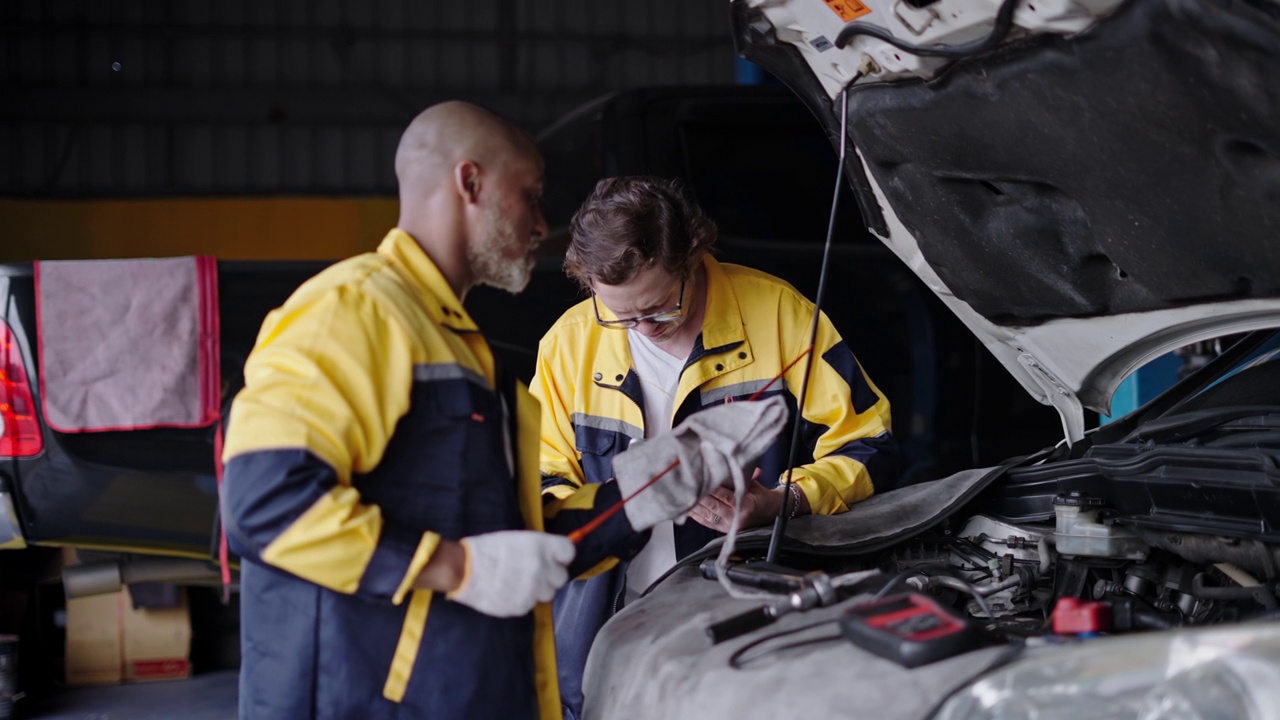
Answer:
[
  {"xmin": 221, "ymin": 228, "xmax": 563, "ymax": 720},
  {"xmin": 530, "ymin": 255, "xmax": 900, "ymax": 718}
]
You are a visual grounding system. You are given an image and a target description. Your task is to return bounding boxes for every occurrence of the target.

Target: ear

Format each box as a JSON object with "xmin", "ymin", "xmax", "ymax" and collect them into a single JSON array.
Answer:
[{"xmin": 454, "ymin": 160, "xmax": 482, "ymax": 204}]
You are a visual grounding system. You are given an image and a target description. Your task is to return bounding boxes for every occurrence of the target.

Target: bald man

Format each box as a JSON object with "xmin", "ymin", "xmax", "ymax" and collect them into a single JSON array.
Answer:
[{"xmin": 220, "ymin": 102, "xmax": 687, "ymax": 719}]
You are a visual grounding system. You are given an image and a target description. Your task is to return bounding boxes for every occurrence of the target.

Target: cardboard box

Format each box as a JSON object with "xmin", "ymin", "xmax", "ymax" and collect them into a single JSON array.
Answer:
[{"xmin": 65, "ymin": 586, "xmax": 191, "ymax": 685}]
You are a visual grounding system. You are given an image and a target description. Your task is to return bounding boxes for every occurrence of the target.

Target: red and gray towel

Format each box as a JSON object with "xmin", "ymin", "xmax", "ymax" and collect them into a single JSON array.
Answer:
[{"xmin": 35, "ymin": 256, "xmax": 220, "ymax": 432}]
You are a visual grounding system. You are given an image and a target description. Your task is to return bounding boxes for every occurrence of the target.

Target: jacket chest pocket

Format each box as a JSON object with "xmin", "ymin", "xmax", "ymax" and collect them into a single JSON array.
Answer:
[
  {"xmin": 420, "ymin": 380, "xmax": 503, "ymax": 468},
  {"xmin": 367, "ymin": 379, "xmax": 518, "ymax": 538},
  {"xmin": 574, "ymin": 424, "xmax": 631, "ymax": 486}
]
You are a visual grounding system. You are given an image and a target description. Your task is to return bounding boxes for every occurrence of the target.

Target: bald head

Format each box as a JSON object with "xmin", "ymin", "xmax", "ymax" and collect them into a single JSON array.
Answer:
[
  {"xmin": 394, "ymin": 101, "xmax": 537, "ymax": 198},
  {"xmin": 392, "ymin": 100, "xmax": 548, "ymax": 299}
]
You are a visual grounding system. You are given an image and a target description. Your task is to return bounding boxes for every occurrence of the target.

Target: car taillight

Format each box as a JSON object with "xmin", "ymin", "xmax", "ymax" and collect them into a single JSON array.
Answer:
[{"xmin": 0, "ymin": 321, "xmax": 42, "ymax": 457}]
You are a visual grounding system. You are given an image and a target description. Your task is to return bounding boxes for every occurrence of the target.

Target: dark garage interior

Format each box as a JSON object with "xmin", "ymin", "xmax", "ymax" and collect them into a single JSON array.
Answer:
[{"xmin": 20, "ymin": 0, "xmax": 1278, "ymax": 715}]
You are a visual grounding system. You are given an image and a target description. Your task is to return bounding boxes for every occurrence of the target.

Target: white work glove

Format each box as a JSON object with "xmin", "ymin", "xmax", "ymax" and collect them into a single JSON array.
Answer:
[
  {"xmin": 611, "ymin": 395, "xmax": 789, "ymax": 531},
  {"xmin": 447, "ymin": 530, "xmax": 576, "ymax": 618}
]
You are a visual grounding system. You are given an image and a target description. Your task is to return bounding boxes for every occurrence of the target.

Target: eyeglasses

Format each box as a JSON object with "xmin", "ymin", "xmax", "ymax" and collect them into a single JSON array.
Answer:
[{"xmin": 593, "ymin": 279, "xmax": 685, "ymax": 329}]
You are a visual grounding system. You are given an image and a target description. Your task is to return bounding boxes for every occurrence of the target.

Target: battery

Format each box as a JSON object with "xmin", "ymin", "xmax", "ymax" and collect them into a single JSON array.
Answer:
[{"xmin": 838, "ymin": 592, "xmax": 990, "ymax": 668}]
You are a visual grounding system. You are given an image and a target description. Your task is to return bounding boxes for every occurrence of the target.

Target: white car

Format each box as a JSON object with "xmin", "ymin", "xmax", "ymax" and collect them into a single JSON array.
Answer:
[{"xmin": 583, "ymin": 0, "xmax": 1280, "ymax": 717}]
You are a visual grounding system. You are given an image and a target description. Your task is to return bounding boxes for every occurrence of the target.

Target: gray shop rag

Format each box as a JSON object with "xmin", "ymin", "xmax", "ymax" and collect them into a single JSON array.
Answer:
[
  {"xmin": 612, "ymin": 396, "xmax": 789, "ymax": 532},
  {"xmin": 35, "ymin": 256, "xmax": 220, "ymax": 432}
]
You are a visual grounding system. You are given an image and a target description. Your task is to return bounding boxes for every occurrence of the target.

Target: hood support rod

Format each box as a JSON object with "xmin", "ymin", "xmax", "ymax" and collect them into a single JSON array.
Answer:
[{"xmin": 766, "ymin": 86, "xmax": 852, "ymax": 564}]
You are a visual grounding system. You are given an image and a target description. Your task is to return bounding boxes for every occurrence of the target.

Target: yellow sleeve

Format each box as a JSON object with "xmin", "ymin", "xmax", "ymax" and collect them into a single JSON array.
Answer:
[
  {"xmin": 221, "ymin": 286, "xmax": 438, "ymax": 603},
  {"xmin": 530, "ymin": 332, "xmax": 640, "ymax": 577},
  {"xmin": 785, "ymin": 309, "xmax": 898, "ymax": 516},
  {"xmin": 530, "ymin": 333, "xmax": 587, "ymax": 496}
]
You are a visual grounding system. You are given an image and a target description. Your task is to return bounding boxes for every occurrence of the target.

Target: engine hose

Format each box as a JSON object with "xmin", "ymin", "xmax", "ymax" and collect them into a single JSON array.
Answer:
[
  {"xmin": 924, "ymin": 575, "xmax": 1001, "ymax": 618},
  {"xmin": 1131, "ymin": 528, "xmax": 1280, "ymax": 580},
  {"xmin": 1132, "ymin": 609, "xmax": 1179, "ymax": 630},
  {"xmin": 1037, "ymin": 536, "xmax": 1054, "ymax": 575},
  {"xmin": 1191, "ymin": 573, "xmax": 1279, "ymax": 611},
  {"xmin": 930, "ymin": 574, "xmax": 1021, "ymax": 598}
]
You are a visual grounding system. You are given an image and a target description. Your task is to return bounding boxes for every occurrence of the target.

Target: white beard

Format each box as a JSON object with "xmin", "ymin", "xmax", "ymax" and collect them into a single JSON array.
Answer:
[{"xmin": 467, "ymin": 204, "xmax": 535, "ymax": 294}]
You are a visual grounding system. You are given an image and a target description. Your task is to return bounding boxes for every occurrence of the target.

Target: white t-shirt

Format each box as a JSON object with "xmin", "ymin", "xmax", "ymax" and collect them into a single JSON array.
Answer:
[{"xmin": 623, "ymin": 329, "xmax": 686, "ymax": 600}]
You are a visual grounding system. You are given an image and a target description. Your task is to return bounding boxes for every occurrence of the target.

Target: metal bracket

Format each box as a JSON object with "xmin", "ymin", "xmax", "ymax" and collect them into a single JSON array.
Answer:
[{"xmin": 1019, "ymin": 353, "xmax": 1084, "ymax": 446}]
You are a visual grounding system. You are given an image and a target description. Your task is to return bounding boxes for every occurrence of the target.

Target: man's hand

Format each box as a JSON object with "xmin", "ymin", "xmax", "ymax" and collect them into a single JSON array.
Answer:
[{"xmin": 445, "ymin": 530, "xmax": 576, "ymax": 618}]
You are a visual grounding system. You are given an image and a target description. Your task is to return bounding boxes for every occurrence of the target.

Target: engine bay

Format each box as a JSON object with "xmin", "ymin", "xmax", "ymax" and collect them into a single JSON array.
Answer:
[{"xmin": 689, "ymin": 399, "xmax": 1280, "ymax": 654}]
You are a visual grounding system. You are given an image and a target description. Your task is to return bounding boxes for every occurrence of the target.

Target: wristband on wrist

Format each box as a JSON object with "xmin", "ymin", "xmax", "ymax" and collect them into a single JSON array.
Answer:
[{"xmin": 779, "ymin": 475, "xmax": 804, "ymax": 520}]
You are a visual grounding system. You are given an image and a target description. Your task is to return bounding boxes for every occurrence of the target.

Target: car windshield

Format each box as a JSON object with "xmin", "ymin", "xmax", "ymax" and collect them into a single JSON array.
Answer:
[{"xmin": 1174, "ymin": 331, "xmax": 1280, "ymax": 415}]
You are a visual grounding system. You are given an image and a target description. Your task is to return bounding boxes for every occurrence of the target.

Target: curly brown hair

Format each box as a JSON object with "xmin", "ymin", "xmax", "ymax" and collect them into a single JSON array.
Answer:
[{"xmin": 564, "ymin": 176, "xmax": 717, "ymax": 290}]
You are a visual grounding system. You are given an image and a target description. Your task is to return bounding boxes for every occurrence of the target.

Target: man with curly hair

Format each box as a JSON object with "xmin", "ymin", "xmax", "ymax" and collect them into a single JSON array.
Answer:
[{"xmin": 531, "ymin": 175, "xmax": 901, "ymax": 718}]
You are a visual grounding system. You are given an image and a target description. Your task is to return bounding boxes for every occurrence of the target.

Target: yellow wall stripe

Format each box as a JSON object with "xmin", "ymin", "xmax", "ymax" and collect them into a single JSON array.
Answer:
[{"xmin": 0, "ymin": 197, "xmax": 396, "ymax": 262}]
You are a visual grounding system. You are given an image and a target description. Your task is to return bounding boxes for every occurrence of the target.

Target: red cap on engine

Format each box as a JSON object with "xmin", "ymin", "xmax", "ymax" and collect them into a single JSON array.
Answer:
[{"xmin": 1053, "ymin": 597, "xmax": 1111, "ymax": 634}]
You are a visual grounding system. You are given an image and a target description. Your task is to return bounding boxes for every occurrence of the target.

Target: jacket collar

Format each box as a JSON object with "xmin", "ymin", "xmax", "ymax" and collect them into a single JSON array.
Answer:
[
  {"xmin": 378, "ymin": 228, "xmax": 479, "ymax": 332},
  {"xmin": 698, "ymin": 255, "xmax": 747, "ymax": 352}
]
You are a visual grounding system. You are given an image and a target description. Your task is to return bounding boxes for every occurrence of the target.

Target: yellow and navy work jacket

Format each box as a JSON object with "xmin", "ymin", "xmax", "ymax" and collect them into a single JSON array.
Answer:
[
  {"xmin": 531, "ymin": 256, "xmax": 899, "ymax": 717},
  {"xmin": 221, "ymin": 229, "xmax": 634, "ymax": 720}
]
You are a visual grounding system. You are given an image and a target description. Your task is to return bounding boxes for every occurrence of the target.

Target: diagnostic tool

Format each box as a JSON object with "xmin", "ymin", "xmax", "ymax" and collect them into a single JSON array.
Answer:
[{"xmin": 839, "ymin": 592, "xmax": 989, "ymax": 668}]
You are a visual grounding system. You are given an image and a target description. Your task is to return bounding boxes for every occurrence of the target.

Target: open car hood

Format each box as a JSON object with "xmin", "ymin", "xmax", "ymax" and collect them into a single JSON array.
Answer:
[{"xmin": 730, "ymin": 0, "xmax": 1280, "ymax": 443}]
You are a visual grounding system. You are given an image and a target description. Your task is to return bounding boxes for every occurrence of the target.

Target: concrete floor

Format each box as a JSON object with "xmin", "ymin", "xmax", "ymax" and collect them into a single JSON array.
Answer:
[{"xmin": 21, "ymin": 671, "xmax": 238, "ymax": 719}]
